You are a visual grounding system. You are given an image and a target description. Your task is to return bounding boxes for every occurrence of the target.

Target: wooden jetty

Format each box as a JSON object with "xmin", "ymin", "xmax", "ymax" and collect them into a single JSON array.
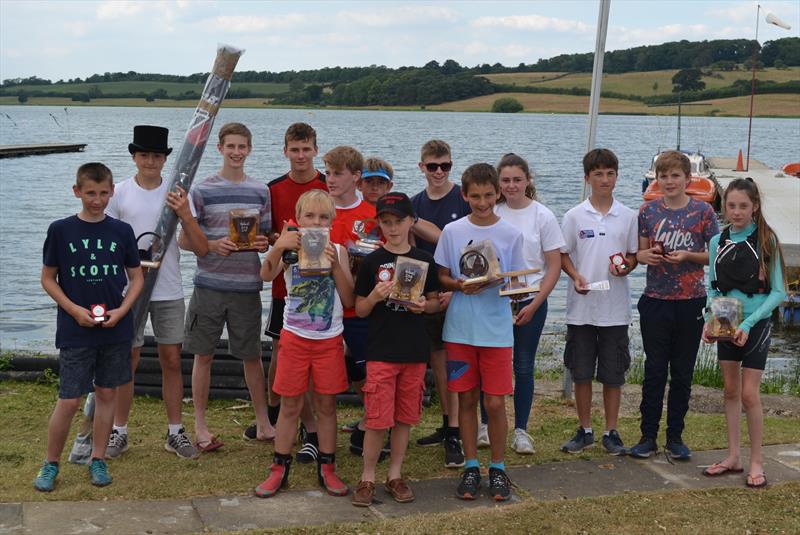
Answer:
[
  {"xmin": 709, "ymin": 157, "xmax": 800, "ymax": 275},
  {"xmin": 0, "ymin": 143, "xmax": 87, "ymax": 159}
]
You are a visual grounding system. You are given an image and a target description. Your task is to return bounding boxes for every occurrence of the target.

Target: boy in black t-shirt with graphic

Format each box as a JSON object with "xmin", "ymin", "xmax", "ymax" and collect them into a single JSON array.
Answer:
[
  {"xmin": 34, "ymin": 163, "xmax": 143, "ymax": 492},
  {"xmin": 351, "ymin": 192, "xmax": 440, "ymax": 507}
]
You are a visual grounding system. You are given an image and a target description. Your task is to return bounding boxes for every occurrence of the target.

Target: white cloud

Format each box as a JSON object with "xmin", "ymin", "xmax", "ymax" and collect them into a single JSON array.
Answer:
[
  {"xmin": 213, "ymin": 14, "xmax": 306, "ymax": 33},
  {"xmin": 705, "ymin": 1, "xmax": 758, "ymax": 24},
  {"xmin": 611, "ymin": 24, "xmax": 711, "ymax": 46},
  {"xmin": 96, "ymin": 1, "xmax": 144, "ymax": 21},
  {"xmin": 335, "ymin": 6, "xmax": 458, "ymax": 27},
  {"xmin": 63, "ymin": 21, "xmax": 91, "ymax": 38},
  {"xmin": 471, "ymin": 14, "xmax": 591, "ymax": 33}
]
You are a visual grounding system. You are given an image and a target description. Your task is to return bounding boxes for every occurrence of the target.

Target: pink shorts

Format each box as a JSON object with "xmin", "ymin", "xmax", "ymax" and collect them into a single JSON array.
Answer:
[
  {"xmin": 274, "ymin": 329, "xmax": 348, "ymax": 397},
  {"xmin": 363, "ymin": 361, "xmax": 427, "ymax": 430},
  {"xmin": 445, "ymin": 342, "xmax": 513, "ymax": 395}
]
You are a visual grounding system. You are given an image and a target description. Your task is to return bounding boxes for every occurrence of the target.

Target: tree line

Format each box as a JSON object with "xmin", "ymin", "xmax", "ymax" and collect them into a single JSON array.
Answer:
[{"xmin": 3, "ymin": 38, "xmax": 798, "ymax": 89}]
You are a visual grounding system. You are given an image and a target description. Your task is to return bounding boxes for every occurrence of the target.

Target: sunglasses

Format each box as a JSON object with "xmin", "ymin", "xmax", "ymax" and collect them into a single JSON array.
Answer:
[{"xmin": 424, "ymin": 162, "xmax": 453, "ymax": 173}]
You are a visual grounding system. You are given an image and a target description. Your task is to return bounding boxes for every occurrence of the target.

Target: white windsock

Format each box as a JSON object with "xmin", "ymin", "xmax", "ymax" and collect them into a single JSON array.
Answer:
[{"xmin": 765, "ymin": 12, "xmax": 791, "ymax": 31}]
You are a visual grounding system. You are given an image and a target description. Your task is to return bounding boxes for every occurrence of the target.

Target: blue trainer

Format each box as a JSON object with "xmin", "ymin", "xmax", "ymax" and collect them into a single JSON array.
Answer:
[
  {"xmin": 34, "ymin": 461, "xmax": 59, "ymax": 492},
  {"xmin": 89, "ymin": 458, "xmax": 113, "ymax": 487},
  {"xmin": 629, "ymin": 436, "xmax": 658, "ymax": 458},
  {"xmin": 666, "ymin": 437, "xmax": 692, "ymax": 460}
]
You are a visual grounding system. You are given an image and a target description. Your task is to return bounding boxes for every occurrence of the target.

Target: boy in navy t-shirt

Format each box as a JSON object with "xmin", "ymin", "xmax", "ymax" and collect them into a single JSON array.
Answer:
[{"xmin": 34, "ymin": 163, "xmax": 143, "ymax": 492}]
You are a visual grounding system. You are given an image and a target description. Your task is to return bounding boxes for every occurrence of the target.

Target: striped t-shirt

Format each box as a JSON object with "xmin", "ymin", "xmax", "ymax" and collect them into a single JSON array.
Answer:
[{"xmin": 189, "ymin": 173, "xmax": 271, "ymax": 292}]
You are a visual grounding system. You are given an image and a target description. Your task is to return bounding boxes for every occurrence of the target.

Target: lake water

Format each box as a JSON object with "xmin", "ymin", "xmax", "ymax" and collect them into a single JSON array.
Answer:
[{"xmin": 0, "ymin": 105, "xmax": 797, "ymax": 371}]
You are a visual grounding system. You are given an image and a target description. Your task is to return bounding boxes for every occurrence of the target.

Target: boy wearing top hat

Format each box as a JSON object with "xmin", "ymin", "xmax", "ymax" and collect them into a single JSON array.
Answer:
[{"xmin": 105, "ymin": 125, "xmax": 208, "ymax": 460}]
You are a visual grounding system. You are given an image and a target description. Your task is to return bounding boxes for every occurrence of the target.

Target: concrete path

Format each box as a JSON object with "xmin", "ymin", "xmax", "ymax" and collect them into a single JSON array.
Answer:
[{"xmin": 2, "ymin": 443, "xmax": 799, "ymax": 534}]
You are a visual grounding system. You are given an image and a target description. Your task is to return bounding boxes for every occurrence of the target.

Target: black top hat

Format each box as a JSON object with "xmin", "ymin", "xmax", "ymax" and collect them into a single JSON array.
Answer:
[{"xmin": 128, "ymin": 125, "xmax": 172, "ymax": 155}]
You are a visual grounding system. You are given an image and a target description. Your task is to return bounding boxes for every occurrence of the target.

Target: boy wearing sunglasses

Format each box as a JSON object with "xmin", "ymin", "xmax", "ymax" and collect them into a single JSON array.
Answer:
[{"xmin": 410, "ymin": 140, "xmax": 470, "ymax": 469}]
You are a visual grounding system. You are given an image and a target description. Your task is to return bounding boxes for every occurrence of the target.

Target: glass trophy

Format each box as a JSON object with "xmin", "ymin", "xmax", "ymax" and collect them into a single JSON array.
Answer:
[
  {"xmin": 707, "ymin": 296, "xmax": 743, "ymax": 341},
  {"xmin": 388, "ymin": 256, "xmax": 428, "ymax": 307},
  {"xmin": 347, "ymin": 226, "xmax": 382, "ymax": 278},
  {"xmin": 609, "ymin": 252, "xmax": 629, "ymax": 272},
  {"xmin": 299, "ymin": 227, "xmax": 332, "ymax": 276},
  {"xmin": 229, "ymin": 208, "xmax": 260, "ymax": 251},
  {"xmin": 459, "ymin": 240, "xmax": 502, "ymax": 290}
]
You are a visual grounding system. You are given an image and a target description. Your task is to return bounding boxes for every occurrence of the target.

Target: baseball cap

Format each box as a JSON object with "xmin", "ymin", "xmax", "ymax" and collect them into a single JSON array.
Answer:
[
  {"xmin": 376, "ymin": 192, "xmax": 415, "ymax": 219},
  {"xmin": 361, "ymin": 168, "xmax": 392, "ymax": 181}
]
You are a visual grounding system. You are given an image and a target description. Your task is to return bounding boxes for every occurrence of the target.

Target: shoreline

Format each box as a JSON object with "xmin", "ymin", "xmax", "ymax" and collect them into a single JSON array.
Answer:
[{"xmin": 1, "ymin": 96, "xmax": 798, "ymax": 119}]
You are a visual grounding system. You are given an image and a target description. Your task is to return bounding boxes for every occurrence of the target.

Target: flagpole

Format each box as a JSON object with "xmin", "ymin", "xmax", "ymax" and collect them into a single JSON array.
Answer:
[{"xmin": 745, "ymin": 4, "xmax": 761, "ymax": 172}]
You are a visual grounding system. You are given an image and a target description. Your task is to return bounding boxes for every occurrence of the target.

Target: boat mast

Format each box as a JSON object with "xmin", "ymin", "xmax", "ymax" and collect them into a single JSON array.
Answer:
[
  {"xmin": 582, "ymin": 0, "xmax": 611, "ymax": 201},
  {"xmin": 745, "ymin": 4, "xmax": 761, "ymax": 172}
]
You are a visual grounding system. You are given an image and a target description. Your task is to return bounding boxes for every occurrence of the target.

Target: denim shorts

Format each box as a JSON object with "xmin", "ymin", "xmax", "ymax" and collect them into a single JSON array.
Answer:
[
  {"xmin": 58, "ymin": 342, "xmax": 132, "ymax": 399},
  {"xmin": 134, "ymin": 298, "xmax": 185, "ymax": 348}
]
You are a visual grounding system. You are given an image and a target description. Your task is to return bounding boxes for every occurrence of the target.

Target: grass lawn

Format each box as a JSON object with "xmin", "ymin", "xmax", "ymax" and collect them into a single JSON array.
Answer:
[
  {"xmin": 484, "ymin": 67, "xmax": 800, "ymax": 97},
  {"xmin": 1, "ymin": 380, "xmax": 798, "ymax": 504}
]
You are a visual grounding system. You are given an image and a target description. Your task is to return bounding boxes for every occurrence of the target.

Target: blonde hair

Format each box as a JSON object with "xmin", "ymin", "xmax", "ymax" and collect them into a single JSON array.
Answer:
[
  {"xmin": 295, "ymin": 189, "xmax": 336, "ymax": 221},
  {"xmin": 322, "ymin": 146, "xmax": 364, "ymax": 174},
  {"xmin": 364, "ymin": 157, "xmax": 394, "ymax": 179}
]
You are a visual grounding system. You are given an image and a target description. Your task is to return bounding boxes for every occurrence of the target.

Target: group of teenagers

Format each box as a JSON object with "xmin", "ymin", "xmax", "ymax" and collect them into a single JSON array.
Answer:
[{"xmin": 34, "ymin": 120, "xmax": 787, "ymax": 504}]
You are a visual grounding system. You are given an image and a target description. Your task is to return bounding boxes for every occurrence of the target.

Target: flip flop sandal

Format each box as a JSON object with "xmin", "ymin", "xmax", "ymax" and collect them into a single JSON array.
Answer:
[
  {"xmin": 195, "ymin": 435, "xmax": 224, "ymax": 453},
  {"xmin": 746, "ymin": 473, "xmax": 768, "ymax": 488},
  {"xmin": 702, "ymin": 462, "xmax": 744, "ymax": 477}
]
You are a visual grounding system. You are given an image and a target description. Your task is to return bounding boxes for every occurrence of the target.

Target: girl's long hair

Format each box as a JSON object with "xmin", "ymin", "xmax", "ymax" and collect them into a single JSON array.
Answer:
[
  {"xmin": 496, "ymin": 153, "xmax": 536, "ymax": 202},
  {"xmin": 723, "ymin": 178, "xmax": 787, "ymax": 291}
]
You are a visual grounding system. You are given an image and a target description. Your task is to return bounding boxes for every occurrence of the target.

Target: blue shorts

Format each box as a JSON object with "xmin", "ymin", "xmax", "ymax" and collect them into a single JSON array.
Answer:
[
  {"xmin": 343, "ymin": 317, "xmax": 368, "ymax": 383},
  {"xmin": 58, "ymin": 342, "xmax": 132, "ymax": 399}
]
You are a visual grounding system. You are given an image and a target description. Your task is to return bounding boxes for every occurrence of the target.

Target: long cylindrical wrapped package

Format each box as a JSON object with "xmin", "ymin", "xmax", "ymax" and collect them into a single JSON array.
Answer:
[{"xmin": 132, "ymin": 44, "xmax": 244, "ymax": 334}]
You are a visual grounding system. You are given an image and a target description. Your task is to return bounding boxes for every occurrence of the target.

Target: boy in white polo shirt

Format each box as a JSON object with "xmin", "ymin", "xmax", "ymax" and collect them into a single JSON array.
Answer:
[{"xmin": 559, "ymin": 148, "xmax": 638, "ymax": 455}]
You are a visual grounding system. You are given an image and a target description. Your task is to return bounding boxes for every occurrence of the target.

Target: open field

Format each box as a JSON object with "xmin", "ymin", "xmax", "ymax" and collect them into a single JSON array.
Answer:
[
  {"xmin": 430, "ymin": 91, "xmax": 800, "ymax": 117},
  {"xmin": 484, "ymin": 67, "xmax": 800, "ymax": 96},
  {"xmin": 0, "ymin": 80, "xmax": 289, "ymax": 96},
  {"xmin": 2, "ymin": 380, "xmax": 798, "ymax": 503}
]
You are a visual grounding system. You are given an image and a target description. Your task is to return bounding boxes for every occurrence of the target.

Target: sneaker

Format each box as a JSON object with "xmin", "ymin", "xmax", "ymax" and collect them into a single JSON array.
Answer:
[
  {"xmin": 296, "ymin": 428, "xmax": 319, "ymax": 464},
  {"xmin": 89, "ymin": 458, "xmax": 112, "ymax": 487},
  {"xmin": 477, "ymin": 423, "xmax": 490, "ymax": 448},
  {"xmin": 416, "ymin": 426, "xmax": 445, "ymax": 447},
  {"xmin": 165, "ymin": 428, "xmax": 200, "ymax": 460},
  {"xmin": 242, "ymin": 423, "xmax": 258, "ymax": 440},
  {"xmin": 340, "ymin": 419, "xmax": 361, "ymax": 433},
  {"xmin": 560, "ymin": 428, "xmax": 594, "ymax": 453},
  {"xmin": 488, "ymin": 467, "xmax": 512, "ymax": 501},
  {"xmin": 351, "ymin": 480, "xmax": 375, "ymax": 507},
  {"xmin": 34, "ymin": 461, "xmax": 59, "ymax": 492},
  {"xmin": 444, "ymin": 435, "xmax": 465, "ymax": 468},
  {"xmin": 456, "ymin": 467, "xmax": 481, "ymax": 500},
  {"xmin": 601, "ymin": 430, "xmax": 626, "ymax": 456},
  {"xmin": 629, "ymin": 436, "xmax": 658, "ymax": 458},
  {"xmin": 105, "ymin": 429, "xmax": 128, "ymax": 459},
  {"xmin": 666, "ymin": 437, "xmax": 692, "ymax": 460},
  {"xmin": 254, "ymin": 456, "xmax": 291, "ymax": 498},
  {"xmin": 512, "ymin": 428, "xmax": 535, "ymax": 454}
]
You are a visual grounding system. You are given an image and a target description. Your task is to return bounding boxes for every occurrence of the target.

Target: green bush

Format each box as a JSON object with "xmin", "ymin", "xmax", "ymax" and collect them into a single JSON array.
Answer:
[{"xmin": 491, "ymin": 97, "xmax": 523, "ymax": 113}]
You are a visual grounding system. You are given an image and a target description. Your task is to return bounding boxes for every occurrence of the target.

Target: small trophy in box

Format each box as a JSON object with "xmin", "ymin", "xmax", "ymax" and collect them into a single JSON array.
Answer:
[
  {"xmin": 136, "ymin": 231, "xmax": 162, "ymax": 271},
  {"xmin": 298, "ymin": 227, "xmax": 332, "ymax": 276},
  {"xmin": 388, "ymin": 256, "xmax": 428, "ymax": 307},
  {"xmin": 498, "ymin": 268, "xmax": 541, "ymax": 298},
  {"xmin": 90, "ymin": 304, "xmax": 107, "ymax": 323},
  {"xmin": 459, "ymin": 240, "xmax": 502, "ymax": 289},
  {"xmin": 347, "ymin": 231, "xmax": 382, "ymax": 278},
  {"xmin": 707, "ymin": 297, "xmax": 743, "ymax": 341},
  {"xmin": 609, "ymin": 252, "xmax": 629, "ymax": 272},
  {"xmin": 229, "ymin": 208, "xmax": 260, "ymax": 251}
]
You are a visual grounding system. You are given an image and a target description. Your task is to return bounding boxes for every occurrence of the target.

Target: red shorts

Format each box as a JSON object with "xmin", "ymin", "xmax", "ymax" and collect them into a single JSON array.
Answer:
[
  {"xmin": 363, "ymin": 361, "xmax": 426, "ymax": 430},
  {"xmin": 273, "ymin": 329, "xmax": 348, "ymax": 397},
  {"xmin": 445, "ymin": 342, "xmax": 513, "ymax": 395}
]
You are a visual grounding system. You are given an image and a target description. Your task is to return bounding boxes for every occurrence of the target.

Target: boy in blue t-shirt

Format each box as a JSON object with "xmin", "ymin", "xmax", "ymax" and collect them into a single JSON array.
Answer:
[
  {"xmin": 435, "ymin": 163, "xmax": 524, "ymax": 501},
  {"xmin": 34, "ymin": 163, "xmax": 143, "ymax": 492}
]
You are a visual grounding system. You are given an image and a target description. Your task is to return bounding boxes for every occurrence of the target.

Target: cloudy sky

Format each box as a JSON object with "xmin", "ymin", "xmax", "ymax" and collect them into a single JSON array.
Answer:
[{"xmin": 1, "ymin": 0, "xmax": 797, "ymax": 81}]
